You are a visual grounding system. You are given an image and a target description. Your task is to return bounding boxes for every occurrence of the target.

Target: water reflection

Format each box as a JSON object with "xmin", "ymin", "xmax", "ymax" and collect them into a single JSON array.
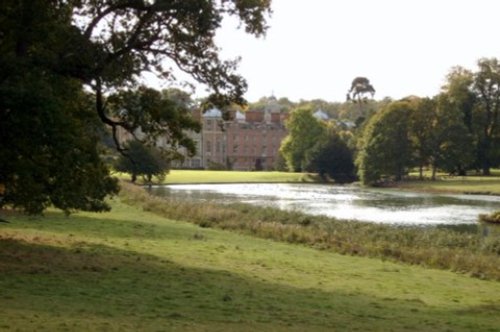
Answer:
[{"xmin": 148, "ymin": 183, "xmax": 500, "ymax": 226}]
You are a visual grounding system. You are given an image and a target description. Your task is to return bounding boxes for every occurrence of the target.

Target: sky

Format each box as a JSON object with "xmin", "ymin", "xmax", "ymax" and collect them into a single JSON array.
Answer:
[{"xmin": 201, "ymin": 0, "xmax": 500, "ymax": 103}]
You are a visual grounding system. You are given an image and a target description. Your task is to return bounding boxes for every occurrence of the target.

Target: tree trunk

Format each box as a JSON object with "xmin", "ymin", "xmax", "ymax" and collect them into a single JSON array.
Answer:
[{"xmin": 480, "ymin": 137, "xmax": 491, "ymax": 176}]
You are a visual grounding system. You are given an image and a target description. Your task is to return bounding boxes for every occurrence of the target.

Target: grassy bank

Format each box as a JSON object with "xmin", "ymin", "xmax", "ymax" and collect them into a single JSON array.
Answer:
[
  {"xmin": 1, "ymin": 194, "xmax": 500, "ymax": 331},
  {"xmin": 121, "ymin": 182, "xmax": 500, "ymax": 280},
  {"xmin": 398, "ymin": 176, "xmax": 500, "ymax": 195}
]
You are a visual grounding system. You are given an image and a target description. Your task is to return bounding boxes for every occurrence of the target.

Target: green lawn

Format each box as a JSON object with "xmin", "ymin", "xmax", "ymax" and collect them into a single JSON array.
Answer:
[
  {"xmin": 1, "ymin": 197, "xmax": 500, "ymax": 331},
  {"xmin": 399, "ymin": 175, "xmax": 500, "ymax": 195},
  {"xmin": 164, "ymin": 170, "xmax": 314, "ymax": 184},
  {"xmin": 115, "ymin": 170, "xmax": 317, "ymax": 184}
]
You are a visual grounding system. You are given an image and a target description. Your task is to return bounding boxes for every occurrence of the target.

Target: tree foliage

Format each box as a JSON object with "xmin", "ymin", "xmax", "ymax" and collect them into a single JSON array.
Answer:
[
  {"xmin": 0, "ymin": 69, "xmax": 119, "ymax": 214},
  {"xmin": 356, "ymin": 101, "xmax": 412, "ymax": 185},
  {"xmin": 442, "ymin": 66, "xmax": 476, "ymax": 132},
  {"xmin": 356, "ymin": 58, "xmax": 500, "ymax": 185},
  {"xmin": 406, "ymin": 95, "xmax": 474, "ymax": 179},
  {"xmin": 70, "ymin": 0, "xmax": 271, "ymax": 137},
  {"xmin": 280, "ymin": 107, "xmax": 326, "ymax": 172},
  {"xmin": 108, "ymin": 86, "xmax": 201, "ymax": 158},
  {"xmin": 0, "ymin": 0, "xmax": 271, "ymax": 214},
  {"xmin": 115, "ymin": 141, "xmax": 169, "ymax": 183},
  {"xmin": 347, "ymin": 77, "xmax": 376, "ymax": 103},
  {"xmin": 0, "ymin": 2, "xmax": 119, "ymax": 214},
  {"xmin": 439, "ymin": 61, "xmax": 500, "ymax": 175},
  {"xmin": 433, "ymin": 93, "xmax": 474, "ymax": 176},
  {"xmin": 472, "ymin": 58, "xmax": 500, "ymax": 174},
  {"xmin": 305, "ymin": 126, "xmax": 355, "ymax": 183},
  {"xmin": 408, "ymin": 97, "xmax": 437, "ymax": 178}
]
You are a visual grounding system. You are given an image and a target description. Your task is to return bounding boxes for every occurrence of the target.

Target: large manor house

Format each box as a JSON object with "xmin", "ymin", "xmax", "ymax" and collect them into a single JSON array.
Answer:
[
  {"xmin": 179, "ymin": 97, "xmax": 290, "ymax": 171},
  {"xmin": 118, "ymin": 97, "xmax": 333, "ymax": 171}
]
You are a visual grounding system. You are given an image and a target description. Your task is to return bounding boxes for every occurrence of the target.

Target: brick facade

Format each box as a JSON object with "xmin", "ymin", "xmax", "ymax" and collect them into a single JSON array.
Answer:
[
  {"xmin": 200, "ymin": 105, "xmax": 288, "ymax": 170},
  {"xmin": 116, "ymin": 100, "xmax": 289, "ymax": 170}
]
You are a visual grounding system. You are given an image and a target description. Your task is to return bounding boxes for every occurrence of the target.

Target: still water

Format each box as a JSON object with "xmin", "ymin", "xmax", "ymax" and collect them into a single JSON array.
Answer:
[{"xmin": 148, "ymin": 183, "xmax": 500, "ymax": 226}]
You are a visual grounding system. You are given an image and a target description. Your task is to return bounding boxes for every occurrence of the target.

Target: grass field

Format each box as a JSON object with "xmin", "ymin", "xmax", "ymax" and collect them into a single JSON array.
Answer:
[
  {"xmin": 399, "ymin": 176, "xmax": 500, "ymax": 195},
  {"xmin": 114, "ymin": 170, "xmax": 317, "ymax": 185},
  {"xmin": 1, "ymin": 193, "xmax": 500, "ymax": 331},
  {"xmin": 400, "ymin": 169, "xmax": 500, "ymax": 195}
]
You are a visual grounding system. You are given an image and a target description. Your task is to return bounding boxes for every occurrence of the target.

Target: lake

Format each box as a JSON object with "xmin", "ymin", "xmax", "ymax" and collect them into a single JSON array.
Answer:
[{"xmin": 148, "ymin": 183, "xmax": 500, "ymax": 226}]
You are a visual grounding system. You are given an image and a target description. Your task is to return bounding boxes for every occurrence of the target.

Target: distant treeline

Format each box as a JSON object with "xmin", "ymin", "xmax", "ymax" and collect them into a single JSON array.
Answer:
[{"xmin": 278, "ymin": 58, "xmax": 500, "ymax": 184}]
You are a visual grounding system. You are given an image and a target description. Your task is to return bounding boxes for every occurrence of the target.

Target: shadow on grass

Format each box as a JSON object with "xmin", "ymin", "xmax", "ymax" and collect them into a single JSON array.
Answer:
[
  {"xmin": 0, "ymin": 209, "xmax": 190, "ymax": 242},
  {"xmin": 1, "ymin": 238, "xmax": 499, "ymax": 332}
]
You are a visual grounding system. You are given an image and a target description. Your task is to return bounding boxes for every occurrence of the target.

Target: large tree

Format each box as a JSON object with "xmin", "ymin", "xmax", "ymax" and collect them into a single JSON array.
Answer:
[
  {"xmin": 72, "ymin": 0, "xmax": 271, "ymax": 148},
  {"xmin": 0, "ymin": 1, "xmax": 120, "ymax": 214},
  {"xmin": 304, "ymin": 126, "xmax": 355, "ymax": 183},
  {"xmin": 115, "ymin": 140, "xmax": 170, "ymax": 183},
  {"xmin": 408, "ymin": 95, "xmax": 473, "ymax": 179},
  {"xmin": 280, "ymin": 107, "xmax": 326, "ymax": 172},
  {"xmin": 0, "ymin": 72, "xmax": 119, "ymax": 214},
  {"xmin": 408, "ymin": 97, "xmax": 436, "ymax": 179},
  {"xmin": 433, "ymin": 92, "xmax": 474, "ymax": 177},
  {"xmin": 0, "ymin": 0, "xmax": 271, "ymax": 214},
  {"xmin": 442, "ymin": 66, "xmax": 476, "ymax": 133},
  {"xmin": 439, "ymin": 60, "xmax": 500, "ymax": 175},
  {"xmin": 356, "ymin": 101, "xmax": 412, "ymax": 185},
  {"xmin": 108, "ymin": 86, "xmax": 201, "ymax": 156},
  {"xmin": 472, "ymin": 58, "xmax": 500, "ymax": 174},
  {"xmin": 346, "ymin": 77, "xmax": 376, "ymax": 103}
]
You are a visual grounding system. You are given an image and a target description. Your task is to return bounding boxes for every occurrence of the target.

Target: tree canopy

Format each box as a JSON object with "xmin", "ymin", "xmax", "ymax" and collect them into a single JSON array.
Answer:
[
  {"xmin": 115, "ymin": 140, "xmax": 170, "ymax": 184},
  {"xmin": 304, "ymin": 126, "xmax": 355, "ymax": 183},
  {"xmin": 280, "ymin": 107, "xmax": 326, "ymax": 172},
  {"xmin": 354, "ymin": 58, "xmax": 500, "ymax": 185},
  {"xmin": 472, "ymin": 58, "xmax": 500, "ymax": 174},
  {"xmin": 438, "ymin": 60, "xmax": 500, "ymax": 175},
  {"xmin": 0, "ymin": 0, "xmax": 271, "ymax": 214},
  {"xmin": 347, "ymin": 77, "xmax": 376, "ymax": 103},
  {"xmin": 356, "ymin": 101, "xmax": 412, "ymax": 185}
]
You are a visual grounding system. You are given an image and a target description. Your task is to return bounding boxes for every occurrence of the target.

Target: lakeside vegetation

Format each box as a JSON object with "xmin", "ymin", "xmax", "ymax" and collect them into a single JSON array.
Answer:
[
  {"xmin": 121, "ymin": 182, "xmax": 500, "ymax": 281},
  {"xmin": 1, "ymin": 188, "xmax": 500, "ymax": 331}
]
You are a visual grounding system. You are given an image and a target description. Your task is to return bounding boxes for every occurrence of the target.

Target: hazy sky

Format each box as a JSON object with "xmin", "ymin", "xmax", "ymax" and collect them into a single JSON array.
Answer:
[{"xmin": 207, "ymin": 0, "xmax": 500, "ymax": 103}]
